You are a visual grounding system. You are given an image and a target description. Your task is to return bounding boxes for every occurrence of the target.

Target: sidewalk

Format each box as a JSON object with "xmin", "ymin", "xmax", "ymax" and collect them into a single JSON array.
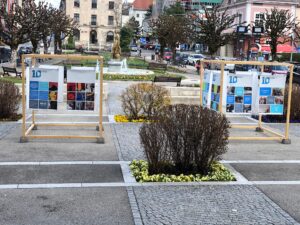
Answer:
[{"xmin": 0, "ymin": 81, "xmax": 299, "ymax": 224}]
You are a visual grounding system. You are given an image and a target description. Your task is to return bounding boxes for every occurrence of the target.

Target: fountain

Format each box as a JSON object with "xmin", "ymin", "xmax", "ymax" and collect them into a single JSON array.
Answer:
[{"xmin": 106, "ymin": 32, "xmax": 153, "ymax": 75}]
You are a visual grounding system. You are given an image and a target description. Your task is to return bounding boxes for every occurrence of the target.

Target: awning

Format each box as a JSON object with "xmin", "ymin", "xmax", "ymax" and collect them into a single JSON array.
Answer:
[{"xmin": 260, "ymin": 44, "xmax": 296, "ymax": 53}]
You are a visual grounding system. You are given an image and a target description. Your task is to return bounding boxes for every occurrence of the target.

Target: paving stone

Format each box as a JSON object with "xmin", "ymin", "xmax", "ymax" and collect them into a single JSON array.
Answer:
[{"xmin": 133, "ymin": 185, "xmax": 299, "ymax": 225}]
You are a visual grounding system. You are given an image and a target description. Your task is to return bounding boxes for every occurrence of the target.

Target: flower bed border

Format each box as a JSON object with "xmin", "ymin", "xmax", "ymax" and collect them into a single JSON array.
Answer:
[{"xmin": 130, "ymin": 160, "xmax": 236, "ymax": 183}]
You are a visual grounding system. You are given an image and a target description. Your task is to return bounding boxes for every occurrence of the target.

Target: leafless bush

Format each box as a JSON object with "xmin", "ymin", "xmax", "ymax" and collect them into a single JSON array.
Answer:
[
  {"xmin": 140, "ymin": 104, "xmax": 230, "ymax": 175},
  {"xmin": 120, "ymin": 83, "xmax": 170, "ymax": 120},
  {"xmin": 285, "ymin": 83, "xmax": 300, "ymax": 121},
  {"xmin": 0, "ymin": 80, "xmax": 21, "ymax": 120}
]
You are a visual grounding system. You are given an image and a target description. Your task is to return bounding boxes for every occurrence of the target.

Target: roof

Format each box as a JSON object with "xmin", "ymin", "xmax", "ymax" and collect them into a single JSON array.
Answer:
[{"xmin": 132, "ymin": 0, "xmax": 153, "ymax": 11}]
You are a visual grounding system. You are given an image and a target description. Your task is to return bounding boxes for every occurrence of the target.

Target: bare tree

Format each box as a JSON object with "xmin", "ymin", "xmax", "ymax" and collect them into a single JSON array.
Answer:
[
  {"xmin": 192, "ymin": 4, "xmax": 239, "ymax": 58},
  {"xmin": 0, "ymin": 0, "xmax": 29, "ymax": 64},
  {"xmin": 151, "ymin": 14, "xmax": 192, "ymax": 61},
  {"xmin": 51, "ymin": 8, "xmax": 77, "ymax": 54},
  {"xmin": 262, "ymin": 7, "xmax": 298, "ymax": 61}
]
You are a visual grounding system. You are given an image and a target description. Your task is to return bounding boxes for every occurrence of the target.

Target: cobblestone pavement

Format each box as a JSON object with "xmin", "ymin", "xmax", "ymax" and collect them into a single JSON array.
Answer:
[
  {"xmin": 111, "ymin": 123, "xmax": 145, "ymax": 161},
  {"xmin": 0, "ymin": 122, "xmax": 18, "ymax": 140},
  {"xmin": 133, "ymin": 185, "xmax": 299, "ymax": 225}
]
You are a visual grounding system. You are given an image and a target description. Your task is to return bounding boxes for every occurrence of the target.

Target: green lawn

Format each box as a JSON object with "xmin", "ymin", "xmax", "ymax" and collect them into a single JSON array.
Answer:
[
  {"xmin": 104, "ymin": 73, "xmax": 184, "ymax": 81},
  {"xmin": 0, "ymin": 76, "xmax": 22, "ymax": 84}
]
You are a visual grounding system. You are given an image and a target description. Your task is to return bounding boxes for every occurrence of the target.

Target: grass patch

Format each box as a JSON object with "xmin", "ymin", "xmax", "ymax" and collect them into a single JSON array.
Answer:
[
  {"xmin": 0, "ymin": 76, "xmax": 22, "ymax": 84},
  {"xmin": 104, "ymin": 73, "xmax": 184, "ymax": 81},
  {"xmin": 130, "ymin": 160, "xmax": 236, "ymax": 182},
  {"xmin": 167, "ymin": 66, "xmax": 187, "ymax": 74}
]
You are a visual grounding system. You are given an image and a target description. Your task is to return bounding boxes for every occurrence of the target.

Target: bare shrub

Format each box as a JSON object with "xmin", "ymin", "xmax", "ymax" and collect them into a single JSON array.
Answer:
[
  {"xmin": 285, "ymin": 83, "xmax": 300, "ymax": 121},
  {"xmin": 120, "ymin": 83, "xmax": 170, "ymax": 120},
  {"xmin": 140, "ymin": 104, "xmax": 230, "ymax": 175},
  {"xmin": 0, "ymin": 80, "xmax": 21, "ymax": 120}
]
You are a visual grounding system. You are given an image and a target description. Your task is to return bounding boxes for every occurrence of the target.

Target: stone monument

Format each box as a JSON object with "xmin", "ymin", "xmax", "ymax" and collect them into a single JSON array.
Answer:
[{"xmin": 108, "ymin": 32, "xmax": 127, "ymax": 73}]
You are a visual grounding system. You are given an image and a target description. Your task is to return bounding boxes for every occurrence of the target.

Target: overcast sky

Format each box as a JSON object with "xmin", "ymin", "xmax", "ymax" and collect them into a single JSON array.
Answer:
[{"xmin": 37, "ymin": 0, "xmax": 60, "ymax": 8}]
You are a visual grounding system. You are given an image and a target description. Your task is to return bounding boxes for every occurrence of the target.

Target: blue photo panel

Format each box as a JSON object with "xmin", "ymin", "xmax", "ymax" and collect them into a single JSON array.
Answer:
[
  {"xmin": 39, "ymin": 91, "xmax": 49, "ymax": 101},
  {"xmin": 39, "ymin": 100, "xmax": 49, "ymax": 109},
  {"xmin": 227, "ymin": 95, "xmax": 235, "ymax": 104},
  {"xmin": 235, "ymin": 87, "xmax": 244, "ymax": 96},
  {"xmin": 244, "ymin": 95, "xmax": 252, "ymax": 104},
  {"xmin": 39, "ymin": 82, "xmax": 49, "ymax": 91},
  {"xmin": 76, "ymin": 92, "xmax": 86, "ymax": 101},
  {"xmin": 260, "ymin": 87, "xmax": 272, "ymax": 96},
  {"xmin": 29, "ymin": 90, "xmax": 39, "ymax": 100},
  {"xmin": 29, "ymin": 100, "xmax": 39, "ymax": 109},
  {"xmin": 30, "ymin": 81, "xmax": 39, "ymax": 91},
  {"xmin": 215, "ymin": 94, "xmax": 220, "ymax": 103},
  {"xmin": 270, "ymin": 105, "xmax": 283, "ymax": 114}
]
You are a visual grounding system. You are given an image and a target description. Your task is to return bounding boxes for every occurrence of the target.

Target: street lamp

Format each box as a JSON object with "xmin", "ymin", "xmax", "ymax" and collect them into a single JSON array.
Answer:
[{"xmin": 236, "ymin": 24, "xmax": 263, "ymax": 60}]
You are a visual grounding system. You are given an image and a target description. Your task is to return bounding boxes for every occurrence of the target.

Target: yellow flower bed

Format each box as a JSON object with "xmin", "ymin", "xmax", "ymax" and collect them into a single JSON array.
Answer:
[{"xmin": 114, "ymin": 115, "xmax": 148, "ymax": 123}]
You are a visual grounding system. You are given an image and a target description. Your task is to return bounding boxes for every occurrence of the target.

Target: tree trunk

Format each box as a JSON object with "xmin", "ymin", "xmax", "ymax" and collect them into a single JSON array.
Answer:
[
  {"xmin": 172, "ymin": 46, "xmax": 176, "ymax": 62},
  {"xmin": 10, "ymin": 48, "xmax": 18, "ymax": 67},
  {"xmin": 270, "ymin": 42, "xmax": 277, "ymax": 61},
  {"xmin": 43, "ymin": 37, "xmax": 48, "ymax": 54},
  {"xmin": 31, "ymin": 40, "xmax": 38, "ymax": 53}
]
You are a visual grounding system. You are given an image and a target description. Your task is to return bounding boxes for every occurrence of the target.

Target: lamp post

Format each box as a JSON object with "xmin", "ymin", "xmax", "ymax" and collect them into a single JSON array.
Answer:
[{"xmin": 236, "ymin": 25, "xmax": 263, "ymax": 61}]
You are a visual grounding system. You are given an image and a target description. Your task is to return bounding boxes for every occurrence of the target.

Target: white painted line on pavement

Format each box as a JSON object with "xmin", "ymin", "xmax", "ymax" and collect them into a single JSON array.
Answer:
[
  {"xmin": 0, "ymin": 181, "xmax": 252, "ymax": 189},
  {"xmin": 253, "ymin": 181, "xmax": 300, "ymax": 185},
  {"xmin": 223, "ymin": 163, "xmax": 251, "ymax": 184},
  {"xmin": 0, "ymin": 161, "xmax": 131, "ymax": 166},
  {"xmin": 0, "ymin": 184, "xmax": 18, "ymax": 189},
  {"xmin": 18, "ymin": 183, "xmax": 82, "ymax": 189},
  {"xmin": 221, "ymin": 160, "xmax": 300, "ymax": 164}
]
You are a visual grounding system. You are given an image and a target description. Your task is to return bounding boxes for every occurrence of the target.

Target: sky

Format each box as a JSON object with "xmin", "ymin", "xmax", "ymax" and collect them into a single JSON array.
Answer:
[
  {"xmin": 39, "ymin": 0, "xmax": 133, "ymax": 8},
  {"xmin": 36, "ymin": 0, "xmax": 60, "ymax": 8}
]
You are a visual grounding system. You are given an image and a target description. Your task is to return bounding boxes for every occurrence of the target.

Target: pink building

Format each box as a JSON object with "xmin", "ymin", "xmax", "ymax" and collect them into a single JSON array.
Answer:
[{"xmin": 219, "ymin": 0, "xmax": 299, "ymax": 59}]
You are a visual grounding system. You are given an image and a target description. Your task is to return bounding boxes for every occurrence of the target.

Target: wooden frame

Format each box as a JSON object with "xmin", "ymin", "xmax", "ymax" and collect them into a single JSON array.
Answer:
[
  {"xmin": 20, "ymin": 54, "xmax": 104, "ymax": 143},
  {"xmin": 200, "ymin": 60, "xmax": 294, "ymax": 144}
]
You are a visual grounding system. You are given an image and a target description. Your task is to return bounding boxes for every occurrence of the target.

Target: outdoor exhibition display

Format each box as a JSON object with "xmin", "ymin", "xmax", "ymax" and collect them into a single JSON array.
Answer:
[
  {"xmin": 200, "ymin": 60, "xmax": 294, "ymax": 144},
  {"xmin": 20, "ymin": 54, "xmax": 104, "ymax": 143}
]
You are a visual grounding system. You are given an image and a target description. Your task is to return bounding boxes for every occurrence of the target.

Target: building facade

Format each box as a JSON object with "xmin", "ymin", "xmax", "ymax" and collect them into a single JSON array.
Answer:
[
  {"xmin": 220, "ymin": 0, "xmax": 299, "ymax": 58},
  {"xmin": 61, "ymin": 0, "xmax": 122, "ymax": 50}
]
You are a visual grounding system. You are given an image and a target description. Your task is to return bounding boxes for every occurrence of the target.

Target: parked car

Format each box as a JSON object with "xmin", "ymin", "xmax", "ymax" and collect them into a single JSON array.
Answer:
[
  {"xmin": 264, "ymin": 65, "xmax": 288, "ymax": 75},
  {"xmin": 0, "ymin": 47, "xmax": 11, "ymax": 63},
  {"xmin": 163, "ymin": 51, "xmax": 172, "ymax": 61},
  {"xmin": 144, "ymin": 43, "xmax": 154, "ymax": 50},
  {"xmin": 179, "ymin": 53, "xmax": 189, "ymax": 64},
  {"xmin": 130, "ymin": 45, "xmax": 138, "ymax": 52},
  {"xmin": 187, "ymin": 54, "xmax": 205, "ymax": 65}
]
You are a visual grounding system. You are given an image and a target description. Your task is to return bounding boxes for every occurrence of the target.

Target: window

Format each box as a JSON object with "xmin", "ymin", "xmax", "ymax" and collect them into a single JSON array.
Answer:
[
  {"xmin": 255, "ymin": 13, "xmax": 264, "ymax": 27},
  {"xmin": 74, "ymin": 13, "xmax": 80, "ymax": 23},
  {"xmin": 91, "ymin": 15, "xmax": 97, "ymax": 26},
  {"xmin": 136, "ymin": 14, "xmax": 139, "ymax": 18},
  {"xmin": 74, "ymin": 29, "xmax": 80, "ymax": 41},
  {"xmin": 108, "ymin": 16, "xmax": 114, "ymax": 25},
  {"xmin": 74, "ymin": 0, "xmax": 80, "ymax": 7},
  {"xmin": 109, "ymin": 1, "xmax": 114, "ymax": 10},
  {"xmin": 106, "ymin": 31, "xmax": 114, "ymax": 42},
  {"xmin": 92, "ymin": 0, "xmax": 97, "ymax": 9}
]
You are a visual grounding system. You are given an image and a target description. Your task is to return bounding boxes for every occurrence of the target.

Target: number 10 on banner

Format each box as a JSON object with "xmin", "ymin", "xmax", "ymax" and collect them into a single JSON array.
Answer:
[{"xmin": 32, "ymin": 70, "xmax": 42, "ymax": 78}]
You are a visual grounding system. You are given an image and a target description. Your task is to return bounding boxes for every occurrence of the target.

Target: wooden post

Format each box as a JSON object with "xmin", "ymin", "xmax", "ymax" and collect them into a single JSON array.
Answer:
[
  {"xmin": 200, "ymin": 61, "xmax": 204, "ymax": 106},
  {"xmin": 97, "ymin": 57, "xmax": 104, "ymax": 143},
  {"xmin": 219, "ymin": 62, "xmax": 225, "ymax": 113},
  {"xmin": 282, "ymin": 64, "xmax": 294, "ymax": 144},
  {"xmin": 20, "ymin": 54, "xmax": 27, "ymax": 142}
]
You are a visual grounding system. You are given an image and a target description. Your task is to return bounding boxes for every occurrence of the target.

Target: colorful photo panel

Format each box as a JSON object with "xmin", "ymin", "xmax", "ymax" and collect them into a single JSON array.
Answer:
[
  {"xmin": 67, "ymin": 83, "xmax": 95, "ymax": 111},
  {"xmin": 226, "ymin": 86, "xmax": 252, "ymax": 113},
  {"xmin": 259, "ymin": 75, "xmax": 285, "ymax": 115},
  {"xmin": 29, "ymin": 81, "xmax": 58, "ymax": 110}
]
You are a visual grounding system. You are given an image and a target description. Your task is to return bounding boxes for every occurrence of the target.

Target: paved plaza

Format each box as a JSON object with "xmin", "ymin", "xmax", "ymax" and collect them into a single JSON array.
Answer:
[{"xmin": 0, "ymin": 81, "xmax": 299, "ymax": 224}]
